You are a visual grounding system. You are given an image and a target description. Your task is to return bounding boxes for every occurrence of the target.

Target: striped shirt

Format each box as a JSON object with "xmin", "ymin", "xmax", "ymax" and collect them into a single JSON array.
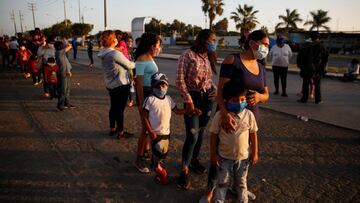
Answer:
[{"xmin": 176, "ymin": 49, "xmax": 215, "ymax": 103}]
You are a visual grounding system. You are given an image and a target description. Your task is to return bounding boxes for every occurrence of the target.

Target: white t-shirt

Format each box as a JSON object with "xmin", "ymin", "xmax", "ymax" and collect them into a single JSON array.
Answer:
[
  {"xmin": 269, "ymin": 44, "xmax": 292, "ymax": 67},
  {"xmin": 209, "ymin": 109, "xmax": 258, "ymax": 160},
  {"xmin": 143, "ymin": 95, "xmax": 176, "ymax": 135},
  {"xmin": 9, "ymin": 40, "xmax": 19, "ymax": 50}
]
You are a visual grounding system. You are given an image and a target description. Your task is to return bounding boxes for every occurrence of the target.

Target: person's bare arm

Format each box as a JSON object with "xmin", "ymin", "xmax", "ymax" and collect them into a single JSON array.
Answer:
[
  {"xmin": 141, "ymin": 110, "xmax": 157, "ymax": 140},
  {"xmin": 135, "ymin": 76, "xmax": 144, "ymax": 112},
  {"xmin": 249, "ymin": 131, "xmax": 258, "ymax": 165}
]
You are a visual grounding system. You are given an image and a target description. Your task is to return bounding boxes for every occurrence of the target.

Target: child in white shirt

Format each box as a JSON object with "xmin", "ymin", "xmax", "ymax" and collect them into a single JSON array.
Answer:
[
  {"xmin": 210, "ymin": 80, "xmax": 259, "ymax": 203},
  {"xmin": 142, "ymin": 72, "xmax": 200, "ymax": 185}
]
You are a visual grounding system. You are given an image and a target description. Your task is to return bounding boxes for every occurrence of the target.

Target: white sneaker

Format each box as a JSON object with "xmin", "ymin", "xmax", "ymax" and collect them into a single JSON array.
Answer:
[
  {"xmin": 34, "ymin": 82, "xmax": 39, "ymax": 86},
  {"xmin": 135, "ymin": 158, "xmax": 150, "ymax": 174}
]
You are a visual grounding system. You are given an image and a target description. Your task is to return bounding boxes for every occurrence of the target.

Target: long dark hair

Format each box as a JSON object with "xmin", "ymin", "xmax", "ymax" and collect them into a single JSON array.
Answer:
[
  {"xmin": 244, "ymin": 29, "xmax": 268, "ymax": 50},
  {"xmin": 134, "ymin": 32, "xmax": 161, "ymax": 61},
  {"xmin": 191, "ymin": 29, "xmax": 217, "ymax": 74}
]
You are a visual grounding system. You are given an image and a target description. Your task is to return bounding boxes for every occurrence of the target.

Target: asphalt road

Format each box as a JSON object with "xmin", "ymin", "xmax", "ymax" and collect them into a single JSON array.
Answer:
[{"xmin": 0, "ymin": 62, "xmax": 359, "ymax": 202}]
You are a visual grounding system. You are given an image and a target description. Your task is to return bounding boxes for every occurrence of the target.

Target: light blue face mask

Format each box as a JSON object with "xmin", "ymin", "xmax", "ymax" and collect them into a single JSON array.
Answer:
[
  {"xmin": 153, "ymin": 87, "xmax": 168, "ymax": 98},
  {"xmin": 227, "ymin": 101, "xmax": 248, "ymax": 113},
  {"xmin": 208, "ymin": 42, "xmax": 217, "ymax": 52}
]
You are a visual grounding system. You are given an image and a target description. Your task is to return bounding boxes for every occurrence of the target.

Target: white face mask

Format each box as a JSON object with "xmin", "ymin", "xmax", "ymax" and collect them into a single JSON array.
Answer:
[
  {"xmin": 114, "ymin": 39, "xmax": 118, "ymax": 47},
  {"xmin": 252, "ymin": 43, "xmax": 269, "ymax": 60}
]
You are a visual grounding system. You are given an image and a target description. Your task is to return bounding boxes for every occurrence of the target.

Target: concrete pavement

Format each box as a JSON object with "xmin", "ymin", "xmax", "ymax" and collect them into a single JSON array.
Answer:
[{"xmin": 73, "ymin": 50, "xmax": 360, "ymax": 132}]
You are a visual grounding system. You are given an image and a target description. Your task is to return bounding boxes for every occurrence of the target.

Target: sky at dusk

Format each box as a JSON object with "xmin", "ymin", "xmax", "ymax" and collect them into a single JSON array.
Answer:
[{"xmin": 0, "ymin": 0, "xmax": 359, "ymax": 36}]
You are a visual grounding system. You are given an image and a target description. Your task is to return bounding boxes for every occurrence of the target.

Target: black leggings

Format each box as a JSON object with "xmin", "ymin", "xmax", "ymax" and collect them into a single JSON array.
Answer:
[
  {"xmin": 107, "ymin": 85, "xmax": 130, "ymax": 131},
  {"xmin": 272, "ymin": 66, "xmax": 288, "ymax": 93}
]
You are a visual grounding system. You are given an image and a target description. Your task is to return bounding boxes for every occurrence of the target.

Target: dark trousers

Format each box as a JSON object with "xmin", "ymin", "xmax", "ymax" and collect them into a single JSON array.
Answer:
[
  {"xmin": 41, "ymin": 67, "xmax": 49, "ymax": 93},
  {"xmin": 58, "ymin": 76, "xmax": 71, "ymax": 107},
  {"xmin": 19, "ymin": 61, "xmax": 28, "ymax": 73},
  {"xmin": 181, "ymin": 91, "xmax": 214, "ymax": 167},
  {"xmin": 73, "ymin": 48, "xmax": 77, "ymax": 59},
  {"xmin": 107, "ymin": 85, "xmax": 130, "ymax": 131},
  {"xmin": 48, "ymin": 83, "xmax": 58, "ymax": 99},
  {"xmin": 32, "ymin": 72, "xmax": 41, "ymax": 84},
  {"xmin": 9, "ymin": 49, "xmax": 17, "ymax": 65},
  {"xmin": 87, "ymin": 50, "xmax": 93, "ymax": 64},
  {"xmin": 301, "ymin": 75, "xmax": 322, "ymax": 102},
  {"xmin": 272, "ymin": 66, "xmax": 288, "ymax": 93},
  {"xmin": 1, "ymin": 51, "xmax": 10, "ymax": 67}
]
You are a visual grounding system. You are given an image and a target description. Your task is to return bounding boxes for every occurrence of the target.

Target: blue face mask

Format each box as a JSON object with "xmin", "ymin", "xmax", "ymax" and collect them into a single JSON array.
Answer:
[
  {"xmin": 227, "ymin": 101, "xmax": 248, "ymax": 113},
  {"xmin": 153, "ymin": 87, "xmax": 168, "ymax": 98},
  {"xmin": 208, "ymin": 42, "xmax": 217, "ymax": 52}
]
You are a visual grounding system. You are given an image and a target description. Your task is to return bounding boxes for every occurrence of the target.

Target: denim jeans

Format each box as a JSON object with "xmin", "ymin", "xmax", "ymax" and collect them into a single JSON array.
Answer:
[
  {"xmin": 214, "ymin": 158, "xmax": 249, "ymax": 203},
  {"xmin": 58, "ymin": 76, "xmax": 71, "ymax": 107},
  {"xmin": 181, "ymin": 91, "xmax": 214, "ymax": 167}
]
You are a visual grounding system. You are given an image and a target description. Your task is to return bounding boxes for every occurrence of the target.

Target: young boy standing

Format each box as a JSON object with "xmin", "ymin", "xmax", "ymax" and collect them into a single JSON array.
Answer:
[
  {"xmin": 54, "ymin": 41, "xmax": 74, "ymax": 111},
  {"xmin": 44, "ymin": 57, "xmax": 59, "ymax": 100},
  {"xmin": 142, "ymin": 73, "xmax": 200, "ymax": 184},
  {"xmin": 210, "ymin": 80, "xmax": 258, "ymax": 203}
]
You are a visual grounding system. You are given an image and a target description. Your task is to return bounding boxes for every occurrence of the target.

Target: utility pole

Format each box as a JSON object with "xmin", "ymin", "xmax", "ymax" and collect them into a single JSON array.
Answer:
[
  {"xmin": 10, "ymin": 10, "xmax": 17, "ymax": 35},
  {"xmin": 78, "ymin": 0, "xmax": 81, "ymax": 23},
  {"xmin": 81, "ymin": 15, "xmax": 84, "ymax": 24},
  {"xmin": 19, "ymin": 10, "xmax": 24, "ymax": 33},
  {"xmin": 63, "ymin": 0, "xmax": 68, "ymax": 27},
  {"xmin": 104, "ymin": 0, "xmax": 107, "ymax": 30},
  {"xmin": 28, "ymin": 2, "xmax": 37, "ymax": 29}
]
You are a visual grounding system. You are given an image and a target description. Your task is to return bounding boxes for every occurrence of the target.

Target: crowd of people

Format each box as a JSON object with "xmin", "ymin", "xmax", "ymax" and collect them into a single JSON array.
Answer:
[
  {"xmin": 0, "ymin": 28, "xmax": 75, "ymax": 111},
  {"xmin": 0, "ymin": 26, "xmax": 358, "ymax": 202},
  {"xmin": 94, "ymin": 28, "xmax": 268, "ymax": 203}
]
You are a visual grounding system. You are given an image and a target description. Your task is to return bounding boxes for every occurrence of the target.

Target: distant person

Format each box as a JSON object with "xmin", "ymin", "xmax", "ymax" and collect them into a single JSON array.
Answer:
[
  {"xmin": 0, "ymin": 36, "xmax": 10, "ymax": 68},
  {"xmin": 9, "ymin": 36, "xmax": 19, "ymax": 67},
  {"xmin": 16, "ymin": 43, "xmax": 32, "ymax": 79},
  {"xmin": 71, "ymin": 36, "xmax": 78, "ymax": 60},
  {"xmin": 142, "ymin": 73, "xmax": 199, "ymax": 185},
  {"xmin": 210, "ymin": 80, "xmax": 258, "ymax": 203},
  {"xmin": 44, "ymin": 57, "xmax": 59, "ymax": 100},
  {"xmin": 54, "ymin": 41, "xmax": 74, "ymax": 111},
  {"xmin": 343, "ymin": 58, "xmax": 359, "ymax": 81},
  {"xmin": 97, "ymin": 30, "xmax": 135, "ymax": 138},
  {"xmin": 37, "ymin": 37, "xmax": 55, "ymax": 98},
  {"xmin": 297, "ymin": 31, "xmax": 328, "ymax": 104},
  {"xmin": 269, "ymin": 36, "xmax": 292, "ymax": 97},
  {"xmin": 27, "ymin": 31, "xmax": 42, "ymax": 85},
  {"xmin": 134, "ymin": 32, "xmax": 162, "ymax": 174},
  {"xmin": 176, "ymin": 29, "xmax": 217, "ymax": 190},
  {"xmin": 87, "ymin": 36, "xmax": 94, "ymax": 68}
]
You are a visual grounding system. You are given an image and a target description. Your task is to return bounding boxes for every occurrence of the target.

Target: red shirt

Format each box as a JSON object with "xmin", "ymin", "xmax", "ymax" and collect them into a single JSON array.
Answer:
[
  {"xmin": 16, "ymin": 49, "xmax": 32, "ymax": 62},
  {"xmin": 45, "ymin": 64, "xmax": 59, "ymax": 84}
]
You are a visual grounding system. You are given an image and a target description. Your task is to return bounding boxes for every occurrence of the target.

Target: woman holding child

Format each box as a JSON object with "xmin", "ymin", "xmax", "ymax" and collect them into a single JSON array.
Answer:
[
  {"xmin": 98, "ymin": 31, "xmax": 135, "ymax": 139},
  {"xmin": 201, "ymin": 29, "xmax": 270, "ymax": 203}
]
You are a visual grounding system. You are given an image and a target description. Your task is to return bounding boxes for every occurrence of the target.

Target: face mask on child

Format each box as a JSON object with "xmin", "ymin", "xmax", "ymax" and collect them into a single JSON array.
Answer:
[
  {"xmin": 227, "ymin": 101, "xmax": 248, "ymax": 113},
  {"xmin": 153, "ymin": 87, "xmax": 168, "ymax": 98},
  {"xmin": 47, "ymin": 62, "xmax": 56, "ymax": 66}
]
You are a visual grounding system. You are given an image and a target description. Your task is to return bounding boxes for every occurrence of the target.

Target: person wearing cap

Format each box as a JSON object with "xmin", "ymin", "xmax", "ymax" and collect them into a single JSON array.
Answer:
[
  {"xmin": 268, "ymin": 36, "xmax": 292, "ymax": 97},
  {"xmin": 142, "ymin": 72, "xmax": 200, "ymax": 185},
  {"xmin": 297, "ymin": 31, "xmax": 328, "ymax": 104}
]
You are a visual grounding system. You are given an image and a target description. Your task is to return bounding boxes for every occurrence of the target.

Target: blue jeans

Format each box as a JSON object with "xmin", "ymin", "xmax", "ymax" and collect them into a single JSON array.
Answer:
[
  {"xmin": 214, "ymin": 158, "xmax": 249, "ymax": 203},
  {"xmin": 48, "ymin": 83, "xmax": 58, "ymax": 99},
  {"xmin": 181, "ymin": 91, "xmax": 214, "ymax": 167},
  {"xmin": 58, "ymin": 76, "xmax": 70, "ymax": 107}
]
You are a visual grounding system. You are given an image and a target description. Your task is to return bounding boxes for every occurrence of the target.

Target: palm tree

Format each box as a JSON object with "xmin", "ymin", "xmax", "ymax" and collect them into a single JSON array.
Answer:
[
  {"xmin": 304, "ymin": 9, "xmax": 331, "ymax": 32},
  {"xmin": 230, "ymin": 4, "xmax": 259, "ymax": 34},
  {"xmin": 276, "ymin": 9, "xmax": 303, "ymax": 33},
  {"xmin": 201, "ymin": 0, "xmax": 225, "ymax": 29}
]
